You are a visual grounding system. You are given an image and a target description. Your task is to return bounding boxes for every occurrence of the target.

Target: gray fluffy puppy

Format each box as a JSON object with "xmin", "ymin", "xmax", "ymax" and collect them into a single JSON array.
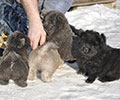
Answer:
[
  {"xmin": 0, "ymin": 31, "xmax": 30, "ymax": 87},
  {"xmin": 42, "ymin": 11, "xmax": 75, "ymax": 61},
  {"xmin": 28, "ymin": 42, "xmax": 63, "ymax": 82}
]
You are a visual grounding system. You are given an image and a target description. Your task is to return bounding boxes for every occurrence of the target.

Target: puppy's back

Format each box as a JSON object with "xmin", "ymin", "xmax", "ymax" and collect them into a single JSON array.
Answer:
[
  {"xmin": 29, "ymin": 42, "xmax": 58, "ymax": 61},
  {"xmin": 0, "ymin": 51, "xmax": 28, "ymax": 80},
  {"xmin": 29, "ymin": 42, "xmax": 62, "ymax": 72}
]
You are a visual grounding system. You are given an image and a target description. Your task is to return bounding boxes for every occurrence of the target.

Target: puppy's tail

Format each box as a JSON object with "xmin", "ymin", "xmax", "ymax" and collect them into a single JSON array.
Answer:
[{"xmin": 38, "ymin": 42, "xmax": 59, "ymax": 55}]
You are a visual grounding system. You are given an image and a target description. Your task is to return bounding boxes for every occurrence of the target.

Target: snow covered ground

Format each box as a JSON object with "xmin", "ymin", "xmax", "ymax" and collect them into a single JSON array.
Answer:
[{"xmin": 0, "ymin": 1, "xmax": 120, "ymax": 100}]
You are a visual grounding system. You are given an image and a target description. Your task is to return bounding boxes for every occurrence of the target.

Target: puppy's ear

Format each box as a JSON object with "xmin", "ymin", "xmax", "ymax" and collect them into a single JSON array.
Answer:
[
  {"xmin": 56, "ymin": 13, "xmax": 67, "ymax": 28},
  {"xmin": 56, "ymin": 15, "xmax": 64, "ymax": 23},
  {"xmin": 17, "ymin": 38, "xmax": 25, "ymax": 48},
  {"xmin": 101, "ymin": 33, "xmax": 106, "ymax": 43},
  {"xmin": 20, "ymin": 38, "xmax": 25, "ymax": 46}
]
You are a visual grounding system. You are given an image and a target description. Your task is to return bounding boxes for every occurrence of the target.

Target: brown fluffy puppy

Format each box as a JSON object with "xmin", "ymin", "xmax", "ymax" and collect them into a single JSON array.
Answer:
[
  {"xmin": 43, "ymin": 11, "xmax": 75, "ymax": 61},
  {"xmin": 0, "ymin": 31, "xmax": 30, "ymax": 87},
  {"xmin": 28, "ymin": 42, "xmax": 63, "ymax": 82}
]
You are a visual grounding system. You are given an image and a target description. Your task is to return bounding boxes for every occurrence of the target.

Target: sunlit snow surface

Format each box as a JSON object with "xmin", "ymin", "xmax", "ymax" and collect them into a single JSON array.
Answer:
[{"xmin": 0, "ymin": 4, "xmax": 120, "ymax": 100}]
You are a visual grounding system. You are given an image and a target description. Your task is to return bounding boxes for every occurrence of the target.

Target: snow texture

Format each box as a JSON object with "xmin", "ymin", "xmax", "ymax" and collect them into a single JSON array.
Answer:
[{"xmin": 0, "ymin": 1, "xmax": 120, "ymax": 100}]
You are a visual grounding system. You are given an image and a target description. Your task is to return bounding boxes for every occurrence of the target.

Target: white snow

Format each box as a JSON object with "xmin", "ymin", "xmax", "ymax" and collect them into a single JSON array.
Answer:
[{"xmin": 0, "ymin": 1, "xmax": 120, "ymax": 100}]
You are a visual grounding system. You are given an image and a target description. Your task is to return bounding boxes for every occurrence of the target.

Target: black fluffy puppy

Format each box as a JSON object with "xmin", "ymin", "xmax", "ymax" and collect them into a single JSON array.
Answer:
[
  {"xmin": 76, "ymin": 30, "xmax": 120, "ymax": 83},
  {"xmin": 0, "ymin": 31, "xmax": 30, "ymax": 87}
]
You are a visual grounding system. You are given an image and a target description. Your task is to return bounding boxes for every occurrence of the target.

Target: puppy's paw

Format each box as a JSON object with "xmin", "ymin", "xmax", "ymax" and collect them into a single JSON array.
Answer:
[
  {"xmin": 58, "ymin": 64, "xmax": 63, "ymax": 69},
  {"xmin": 0, "ymin": 80, "xmax": 9, "ymax": 85},
  {"xmin": 15, "ymin": 80, "xmax": 27, "ymax": 87},
  {"xmin": 41, "ymin": 72, "xmax": 52, "ymax": 83},
  {"xmin": 27, "ymin": 74, "xmax": 35, "ymax": 80},
  {"xmin": 85, "ymin": 77, "xmax": 95, "ymax": 83}
]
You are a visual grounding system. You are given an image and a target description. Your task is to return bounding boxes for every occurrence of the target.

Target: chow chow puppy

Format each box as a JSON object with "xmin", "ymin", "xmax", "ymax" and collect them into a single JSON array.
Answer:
[
  {"xmin": 28, "ymin": 42, "xmax": 63, "ymax": 82},
  {"xmin": 42, "ymin": 10, "xmax": 76, "ymax": 61},
  {"xmin": 76, "ymin": 30, "xmax": 120, "ymax": 83},
  {"xmin": 0, "ymin": 31, "xmax": 30, "ymax": 87}
]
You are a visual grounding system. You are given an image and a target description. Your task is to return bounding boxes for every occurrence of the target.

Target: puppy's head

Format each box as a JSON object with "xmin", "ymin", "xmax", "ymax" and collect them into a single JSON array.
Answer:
[
  {"xmin": 77, "ymin": 30, "xmax": 106, "ymax": 59},
  {"xmin": 42, "ymin": 11, "xmax": 69, "ymax": 35},
  {"xmin": 7, "ymin": 31, "xmax": 30, "ymax": 49}
]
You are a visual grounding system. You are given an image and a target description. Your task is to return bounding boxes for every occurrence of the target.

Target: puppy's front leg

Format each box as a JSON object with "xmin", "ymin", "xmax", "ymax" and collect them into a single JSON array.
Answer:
[
  {"xmin": 77, "ymin": 61, "xmax": 85, "ymax": 74},
  {"xmin": 85, "ymin": 64, "xmax": 99, "ymax": 83},
  {"xmin": 27, "ymin": 67, "xmax": 37, "ymax": 80},
  {"xmin": 77, "ymin": 67, "xmax": 85, "ymax": 74},
  {"xmin": 86, "ymin": 74, "xmax": 97, "ymax": 83}
]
